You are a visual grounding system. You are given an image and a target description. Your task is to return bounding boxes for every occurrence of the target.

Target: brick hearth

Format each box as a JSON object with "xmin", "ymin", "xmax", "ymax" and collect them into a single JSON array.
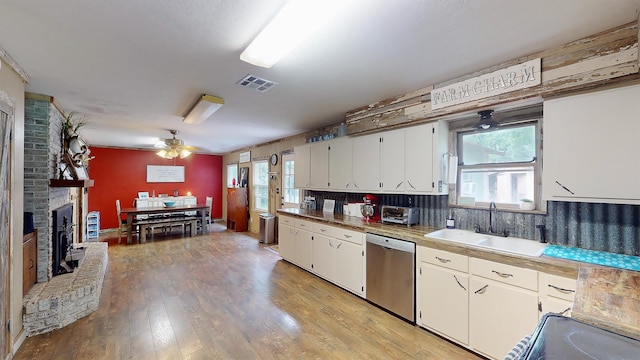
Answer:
[{"xmin": 22, "ymin": 242, "xmax": 108, "ymax": 336}]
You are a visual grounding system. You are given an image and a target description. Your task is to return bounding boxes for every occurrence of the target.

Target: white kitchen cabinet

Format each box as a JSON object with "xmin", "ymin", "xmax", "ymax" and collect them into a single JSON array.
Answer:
[
  {"xmin": 333, "ymin": 228, "xmax": 365, "ymax": 296},
  {"xmin": 294, "ymin": 144, "xmax": 311, "ymax": 188},
  {"xmin": 380, "ymin": 128, "xmax": 405, "ymax": 192},
  {"xmin": 542, "ymin": 84, "xmax": 640, "ymax": 204},
  {"xmin": 352, "ymin": 133, "xmax": 380, "ymax": 191},
  {"xmin": 328, "ymin": 137, "xmax": 353, "ymax": 191},
  {"xmin": 278, "ymin": 223, "xmax": 295, "ymax": 262},
  {"xmin": 417, "ymin": 247, "xmax": 469, "ymax": 345},
  {"xmin": 538, "ymin": 273, "xmax": 576, "ymax": 320},
  {"xmin": 405, "ymin": 122, "xmax": 449, "ymax": 194},
  {"xmin": 293, "ymin": 219, "xmax": 314, "ymax": 271},
  {"xmin": 469, "ymin": 258, "xmax": 539, "ymax": 360},
  {"xmin": 309, "ymin": 142, "xmax": 329, "ymax": 190},
  {"xmin": 312, "ymin": 233, "xmax": 335, "ymax": 281},
  {"xmin": 294, "ymin": 142, "xmax": 329, "ymax": 189}
]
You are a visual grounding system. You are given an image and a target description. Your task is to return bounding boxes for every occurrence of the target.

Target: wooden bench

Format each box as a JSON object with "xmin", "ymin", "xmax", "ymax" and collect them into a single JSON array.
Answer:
[{"xmin": 135, "ymin": 216, "xmax": 200, "ymax": 243}]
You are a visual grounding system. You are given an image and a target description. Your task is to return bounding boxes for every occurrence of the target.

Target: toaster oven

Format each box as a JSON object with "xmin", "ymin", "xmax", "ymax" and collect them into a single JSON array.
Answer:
[{"xmin": 381, "ymin": 206, "xmax": 420, "ymax": 227}]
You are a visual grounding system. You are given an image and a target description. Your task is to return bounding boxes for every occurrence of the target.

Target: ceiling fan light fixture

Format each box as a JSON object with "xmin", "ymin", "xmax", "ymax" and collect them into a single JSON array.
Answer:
[
  {"xmin": 183, "ymin": 94, "xmax": 224, "ymax": 125},
  {"xmin": 240, "ymin": 0, "xmax": 351, "ymax": 68},
  {"xmin": 156, "ymin": 130, "xmax": 194, "ymax": 159},
  {"xmin": 473, "ymin": 109, "xmax": 500, "ymax": 130}
]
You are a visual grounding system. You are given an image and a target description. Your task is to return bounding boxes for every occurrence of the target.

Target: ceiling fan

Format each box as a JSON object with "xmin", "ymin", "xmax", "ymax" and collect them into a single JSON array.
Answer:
[{"xmin": 155, "ymin": 130, "xmax": 197, "ymax": 159}]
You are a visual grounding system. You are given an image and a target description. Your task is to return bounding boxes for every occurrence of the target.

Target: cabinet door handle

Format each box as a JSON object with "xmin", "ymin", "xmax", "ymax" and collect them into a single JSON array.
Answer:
[
  {"xmin": 555, "ymin": 180, "xmax": 575, "ymax": 195},
  {"xmin": 343, "ymin": 235, "xmax": 352, "ymax": 238},
  {"xmin": 474, "ymin": 285, "xmax": 488, "ymax": 294},
  {"xmin": 345, "ymin": 182, "xmax": 351, "ymax": 188},
  {"xmin": 407, "ymin": 181, "xmax": 416, "ymax": 189},
  {"xmin": 395, "ymin": 181, "xmax": 403, "ymax": 189},
  {"xmin": 559, "ymin": 307, "xmax": 571, "ymax": 316},
  {"xmin": 336, "ymin": 243, "xmax": 342, "ymax": 249},
  {"xmin": 320, "ymin": 229, "xmax": 327, "ymax": 232},
  {"xmin": 491, "ymin": 270, "xmax": 513, "ymax": 278},
  {"xmin": 548, "ymin": 284, "xmax": 575, "ymax": 293},
  {"xmin": 29, "ymin": 259, "xmax": 34, "ymax": 269},
  {"xmin": 453, "ymin": 275, "xmax": 466, "ymax": 291},
  {"xmin": 435, "ymin": 256, "xmax": 451, "ymax": 263},
  {"xmin": 329, "ymin": 240, "xmax": 334, "ymax": 248}
]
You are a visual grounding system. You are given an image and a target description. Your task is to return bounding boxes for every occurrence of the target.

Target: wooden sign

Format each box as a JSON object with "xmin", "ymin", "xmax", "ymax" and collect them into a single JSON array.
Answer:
[{"xmin": 431, "ymin": 58, "xmax": 541, "ymax": 110}]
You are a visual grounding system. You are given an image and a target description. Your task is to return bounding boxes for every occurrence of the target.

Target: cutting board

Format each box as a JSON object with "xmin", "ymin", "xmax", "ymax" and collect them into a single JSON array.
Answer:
[{"xmin": 572, "ymin": 266, "xmax": 640, "ymax": 340}]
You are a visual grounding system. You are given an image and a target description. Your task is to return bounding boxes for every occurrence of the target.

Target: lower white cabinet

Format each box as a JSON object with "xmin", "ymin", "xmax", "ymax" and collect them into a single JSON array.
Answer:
[
  {"xmin": 417, "ymin": 247, "xmax": 469, "ymax": 345},
  {"xmin": 277, "ymin": 215, "xmax": 365, "ymax": 297},
  {"xmin": 294, "ymin": 219, "xmax": 314, "ymax": 271},
  {"xmin": 416, "ymin": 246, "xmax": 577, "ymax": 360},
  {"xmin": 538, "ymin": 273, "xmax": 576, "ymax": 319},
  {"xmin": 469, "ymin": 276, "xmax": 539, "ymax": 360},
  {"xmin": 278, "ymin": 223, "xmax": 295, "ymax": 261}
]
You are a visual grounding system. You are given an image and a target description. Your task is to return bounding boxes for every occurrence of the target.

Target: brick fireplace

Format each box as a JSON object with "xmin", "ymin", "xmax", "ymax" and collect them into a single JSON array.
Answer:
[{"xmin": 22, "ymin": 93, "xmax": 107, "ymax": 336}]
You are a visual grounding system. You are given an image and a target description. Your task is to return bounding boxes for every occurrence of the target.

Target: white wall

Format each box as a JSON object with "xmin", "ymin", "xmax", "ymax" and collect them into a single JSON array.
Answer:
[{"xmin": 0, "ymin": 54, "xmax": 26, "ymax": 352}]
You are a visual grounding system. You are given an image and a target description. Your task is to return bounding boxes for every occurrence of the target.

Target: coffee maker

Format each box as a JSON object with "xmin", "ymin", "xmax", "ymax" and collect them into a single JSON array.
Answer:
[{"xmin": 361, "ymin": 194, "xmax": 380, "ymax": 222}]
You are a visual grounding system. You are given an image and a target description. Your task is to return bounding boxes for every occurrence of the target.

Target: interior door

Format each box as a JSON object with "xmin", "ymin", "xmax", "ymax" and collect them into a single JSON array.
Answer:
[
  {"xmin": 280, "ymin": 153, "xmax": 300, "ymax": 209},
  {"xmin": 0, "ymin": 109, "xmax": 12, "ymax": 358}
]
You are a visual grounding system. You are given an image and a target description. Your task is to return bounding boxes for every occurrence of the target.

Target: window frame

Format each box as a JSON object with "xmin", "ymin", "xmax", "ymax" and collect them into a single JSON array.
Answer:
[
  {"xmin": 281, "ymin": 153, "xmax": 300, "ymax": 208},
  {"xmin": 226, "ymin": 163, "xmax": 238, "ymax": 188},
  {"xmin": 252, "ymin": 160, "xmax": 269, "ymax": 211},
  {"xmin": 455, "ymin": 119, "xmax": 542, "ymax": 211}
]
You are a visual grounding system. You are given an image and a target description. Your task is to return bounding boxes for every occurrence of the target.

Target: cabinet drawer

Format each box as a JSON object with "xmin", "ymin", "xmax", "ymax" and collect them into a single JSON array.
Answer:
[
  {"xmin": 420, "ymin": 247, "xmax": 468, "ymax": 273},
  {"xmin": 279, "ymin": 216, "xmax": 295, "ymax": 226},
  {"xmin": 470, "ymin": 258, "xmax": 538, "ymax": 291},
  {"xmin": 294, "ymin": 219, "xmax": 313, "ymax": 230},
  {"xmin": 334, "ymin": 228, "xmax": 363, "ymax": 245},
  {"xmin": 312, "ymin": 222, "xmax": 335, "ymax": 238},
  {"xmin": 539, "ymin": 273, "xmax": 577, "ymax": 301}
]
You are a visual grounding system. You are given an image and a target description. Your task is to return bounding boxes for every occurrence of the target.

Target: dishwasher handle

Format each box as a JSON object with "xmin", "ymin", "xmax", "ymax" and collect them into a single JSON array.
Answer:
[{"xmin": 366, "ymin": 233, "xmax": 415, "ymax": 253}]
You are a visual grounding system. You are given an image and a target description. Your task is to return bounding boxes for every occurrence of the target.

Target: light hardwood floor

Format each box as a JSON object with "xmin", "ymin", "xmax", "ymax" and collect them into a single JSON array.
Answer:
[{"xmin": 14, "ymin": 224, "xmax": 482, "ymax": 360}]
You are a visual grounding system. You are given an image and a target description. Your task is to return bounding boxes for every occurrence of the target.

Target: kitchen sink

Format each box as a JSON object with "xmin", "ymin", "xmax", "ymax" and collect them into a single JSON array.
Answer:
[
  {"xmin": 425, "ymin": 229, "xmax": 491, "ymax": 245},
  {"xmin": 425, "ymin": 229, "xmax": 548, "ymax": 257}
]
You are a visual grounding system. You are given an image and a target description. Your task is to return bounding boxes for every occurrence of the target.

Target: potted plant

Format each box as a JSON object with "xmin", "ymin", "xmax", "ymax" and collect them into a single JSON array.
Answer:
[
  {"xmin": 62, "ymin": 111, "xmax": 87, "ymax": 139},
  {"xmin": 519, "ymin": 198, "xmax": 535, "ymax": 211}
]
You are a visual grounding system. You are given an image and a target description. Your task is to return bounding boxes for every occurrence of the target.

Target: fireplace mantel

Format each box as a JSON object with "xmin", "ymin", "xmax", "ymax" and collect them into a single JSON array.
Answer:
[{"xmin": 49, "ymin": 179, "xmax": 94, "ymax": 188}]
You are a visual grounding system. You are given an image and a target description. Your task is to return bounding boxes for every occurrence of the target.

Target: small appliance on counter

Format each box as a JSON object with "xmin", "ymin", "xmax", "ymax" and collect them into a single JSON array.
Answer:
[
  {"xmin": 381, "ymin": 206, "xmax": 420, "ymax": 227},
  {"xmin": 361, "ymin": 194, "xmax": 380, "ymax": 222},
  {"xmin": 301, "ymin": 196, "xmax": 316, "ymax": 210}
]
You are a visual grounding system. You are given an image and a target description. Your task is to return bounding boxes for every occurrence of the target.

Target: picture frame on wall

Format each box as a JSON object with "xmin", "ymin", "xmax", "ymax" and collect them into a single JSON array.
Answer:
[{"xmin": 239, "ymin": 167, "xmax": 249, "ymax": 188}]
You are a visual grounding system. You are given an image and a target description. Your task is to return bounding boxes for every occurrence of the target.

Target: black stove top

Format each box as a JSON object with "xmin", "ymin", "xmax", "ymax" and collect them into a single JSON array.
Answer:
[{"xmin": 522, "ymin": 314, "xmax": 640, "ymax": 359}]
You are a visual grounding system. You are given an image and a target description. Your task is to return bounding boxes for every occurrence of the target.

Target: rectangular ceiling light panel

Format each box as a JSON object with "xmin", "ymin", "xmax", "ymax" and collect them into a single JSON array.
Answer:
[
  {"xmin": 183, "ymin": 94, "xmax": 224, "ymax": 124},
  {"xmin": 240, "ymin": 0, "xmax": 351, "ymax": 68}
]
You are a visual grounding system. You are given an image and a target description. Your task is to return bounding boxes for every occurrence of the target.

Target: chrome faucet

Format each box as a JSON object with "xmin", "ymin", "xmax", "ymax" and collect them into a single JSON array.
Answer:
[{"xmin": 489, "ymin": 201, "xmax": 497, "ymax": 233}]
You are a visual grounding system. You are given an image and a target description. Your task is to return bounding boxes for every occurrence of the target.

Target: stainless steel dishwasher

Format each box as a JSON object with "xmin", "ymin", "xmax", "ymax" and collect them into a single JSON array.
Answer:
[{"xmin": 366, "ymin": 233, "xmax": 416, "ymax": 322}]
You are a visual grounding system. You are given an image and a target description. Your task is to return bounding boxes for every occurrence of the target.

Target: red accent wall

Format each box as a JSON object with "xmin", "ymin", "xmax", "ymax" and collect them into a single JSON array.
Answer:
[{"xmin": 87, "ymin": 147, "xmax": 223, "ymax": 230}]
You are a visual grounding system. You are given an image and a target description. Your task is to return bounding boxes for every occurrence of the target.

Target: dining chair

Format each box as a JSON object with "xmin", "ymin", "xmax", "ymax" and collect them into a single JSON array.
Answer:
[
  {"xmin": 197, "ymin": 196, "xmax": 213, "ymax": 232},
  {"xmin": 116, "ymin": 199, "xmax": 137, "ymax": 243}
]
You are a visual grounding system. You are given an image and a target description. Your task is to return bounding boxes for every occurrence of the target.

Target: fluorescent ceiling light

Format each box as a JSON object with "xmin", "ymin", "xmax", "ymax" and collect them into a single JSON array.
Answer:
[
  {"xmin": 240, "ymin": 0, "xmax": 350, "ymax": 68},
  {"xmin": 183, "ymin": 94, "xmax": 224, "ymax": 124}
]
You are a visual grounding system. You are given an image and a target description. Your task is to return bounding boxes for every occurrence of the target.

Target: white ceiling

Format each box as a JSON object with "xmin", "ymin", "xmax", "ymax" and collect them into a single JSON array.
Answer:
[{"xmin": 1, "ymin": 0, "xmax": 639, "ymax": 154}]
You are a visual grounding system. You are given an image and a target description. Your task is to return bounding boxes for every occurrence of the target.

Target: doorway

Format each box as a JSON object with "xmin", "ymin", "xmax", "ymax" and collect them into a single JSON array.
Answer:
[{"xmin": 280, "ymin": 153, "xmax": 300, "ymax": 209}]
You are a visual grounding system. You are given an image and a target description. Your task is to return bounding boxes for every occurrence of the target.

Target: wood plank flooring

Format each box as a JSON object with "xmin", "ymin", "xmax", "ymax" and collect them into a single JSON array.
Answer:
[{"xmin": 14, "ymin": 224, "xmax": 482, "ymax": 359}]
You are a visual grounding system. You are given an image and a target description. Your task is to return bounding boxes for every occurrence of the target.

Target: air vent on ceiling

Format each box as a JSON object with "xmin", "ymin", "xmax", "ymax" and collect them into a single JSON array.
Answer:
[{"xmin": 236, "ymin": 74, "xmax": 278, "ymax": 93}]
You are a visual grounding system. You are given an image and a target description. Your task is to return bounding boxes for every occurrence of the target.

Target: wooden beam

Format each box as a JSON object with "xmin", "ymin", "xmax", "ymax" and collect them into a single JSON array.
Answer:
[{"xmin": 346, "ymin": 21, "xmax": 639, "ymax": 135}]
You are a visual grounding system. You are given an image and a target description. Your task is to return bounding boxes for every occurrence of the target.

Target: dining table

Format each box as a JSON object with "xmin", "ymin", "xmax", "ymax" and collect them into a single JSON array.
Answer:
[{"xmin": 120, "ymin": 204, "xmax": 210, "ymax": 244}]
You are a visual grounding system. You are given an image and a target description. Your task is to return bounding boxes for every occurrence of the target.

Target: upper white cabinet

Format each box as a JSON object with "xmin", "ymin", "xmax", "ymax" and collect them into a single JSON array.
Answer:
[
  {"xmin": 352, "ymin": 133, "xmax": 381, "ymax": 192},
  {"xmin": 328, "ymin": 137, "xmax": 353, "ymax": 191},
  {"xmin": 380, "ymin": 128, "xmax": 405, "ymax": 192},
  {"xmin": 294, "ymin": 144, "xmax": 311, "ymax": 189},
  {"xmin": 405, "ymin": 122, "xmax": 449, "ymax": 194},
  {"xmin": 294, "ymin": 121, "xmax": 449, "ymax": 194},
  {"xmin": 294, "ymin": 142, "xmax": 329, "ymax": 189},
  {"xmin": 309, "ymin": 142, "xmax": 329, "ymax": 190},
  {"xmin": 543, "ymin": 84, "xmax": 640, "ymax": 204}
]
